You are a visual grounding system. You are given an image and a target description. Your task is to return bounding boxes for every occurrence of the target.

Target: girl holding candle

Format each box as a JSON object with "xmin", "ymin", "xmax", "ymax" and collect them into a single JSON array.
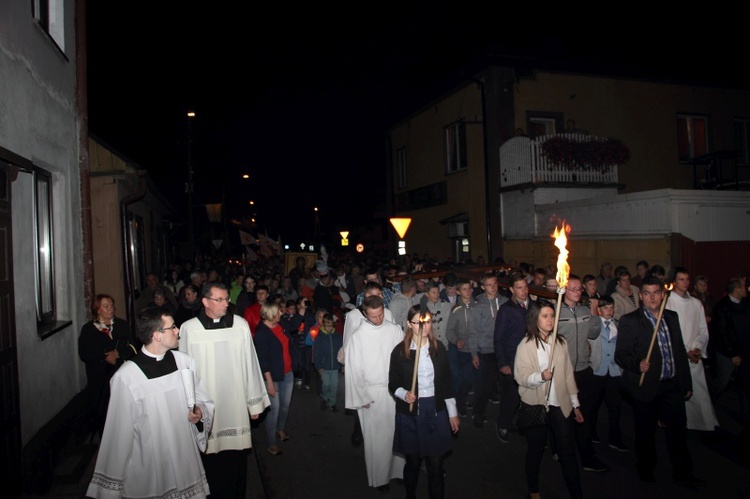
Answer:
[
  {"xmin": 514, "ymin": 300, "xmax": 583, "ymax": 499},
  {"xmin": 389, "ymin": 305, "xmax": 460, "ymax": 499}
]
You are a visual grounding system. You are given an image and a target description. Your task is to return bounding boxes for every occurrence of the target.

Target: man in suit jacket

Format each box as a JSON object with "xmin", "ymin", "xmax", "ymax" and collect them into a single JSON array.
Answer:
[{"xmin": 615, "ymin": 276, "xmax": 705, "ymax": 487}]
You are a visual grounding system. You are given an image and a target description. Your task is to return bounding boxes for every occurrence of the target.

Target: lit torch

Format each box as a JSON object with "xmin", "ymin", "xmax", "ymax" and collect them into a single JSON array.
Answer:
[
  {"xmin": 639, "ymin": 283, "xmax": 674, "ymax": 387},
  {"xmin": 545, "ymin": 222, "xmax": 571, "ymax": 400},
  {"xmin": 409, "ymin": 312, "xmax": 431, "ymax": 412}
]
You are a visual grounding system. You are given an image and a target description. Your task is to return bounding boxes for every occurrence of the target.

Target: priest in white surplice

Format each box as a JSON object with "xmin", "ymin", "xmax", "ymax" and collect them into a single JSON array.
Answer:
[
  {"xmin": 180, "ymin": 282, "xmax": 271, "ymax": 498},
  {"xmin": 87, "ymin": 307, "xmax": 214, "ymax": 499},
  {"xmin": 345, "ymin": 295, "xmax": 405, "ymax": 492},
  {"xmin": 667, "ymin": 268, "xmax": 718, "ymax": 431}
]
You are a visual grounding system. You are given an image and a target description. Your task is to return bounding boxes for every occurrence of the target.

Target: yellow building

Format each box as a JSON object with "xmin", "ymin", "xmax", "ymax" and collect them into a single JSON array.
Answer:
[{"xmin": 388, "ymin": 58, "xmax": 750, "ymax": 280}]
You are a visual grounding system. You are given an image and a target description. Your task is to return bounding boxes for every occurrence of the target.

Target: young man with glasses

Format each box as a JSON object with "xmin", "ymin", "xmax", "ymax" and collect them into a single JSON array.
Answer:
[
  {"xmin": 88, "ymin": 307, "xmax": 214, "ymax": 498},
  {"xmin": 556, "ymin": 275, "xmax": 608, "ymax": 473},
  {"xmin": 180, "ymin": 282, "xmax": 270, "ymax": 498}
]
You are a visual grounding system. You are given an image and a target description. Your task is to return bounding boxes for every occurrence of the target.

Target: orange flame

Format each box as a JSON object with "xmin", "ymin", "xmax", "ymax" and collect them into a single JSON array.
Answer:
[
  {"xmin": 665, "ymin": 283, "xmax": 674, "ymax": 292},
  {"xmin": 419, "ymin": 313, "xmax": 432, "ymax": 323},
  {"xmin": 551, "ymin": 223, "xmax": 570, "ymax": 288}
]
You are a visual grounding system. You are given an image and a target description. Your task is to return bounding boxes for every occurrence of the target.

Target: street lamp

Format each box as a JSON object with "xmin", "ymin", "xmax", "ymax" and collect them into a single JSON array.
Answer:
[{"xmin": 186, "ymin": 111, "xmax": 196, "ymax": 255}]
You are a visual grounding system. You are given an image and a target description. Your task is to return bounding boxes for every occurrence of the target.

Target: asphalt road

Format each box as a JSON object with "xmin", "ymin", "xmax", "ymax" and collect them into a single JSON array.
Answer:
[
  {"xmin": 251, "ymin": 370, "xmax": 750, "ymax": 499},
  {"xmin": 22, "ymin": 367, "xmax": 750, "ymax": 498}
]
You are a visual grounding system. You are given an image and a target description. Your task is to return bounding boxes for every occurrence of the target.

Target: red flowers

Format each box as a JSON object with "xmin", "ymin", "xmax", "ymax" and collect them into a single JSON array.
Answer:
[{"xmin": 541, "ymin": 136, "xmax": 630, "ymax": 171}]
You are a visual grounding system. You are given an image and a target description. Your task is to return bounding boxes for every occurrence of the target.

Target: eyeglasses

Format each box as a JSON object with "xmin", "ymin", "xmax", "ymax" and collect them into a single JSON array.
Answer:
[
  {"xmin": 409, "ymin": 321, "xmax": 421, "ymax": 325},
  {"xmin": 158, "ymin": 324, "xmax": 179, "ymax": 332},
  {"xmin": 567, "ymin": 287, "xmax": 583, "ymax": 292},
  {"xmin": 206, "ymin": 297, "xmax": 231, "ymax": 303}
]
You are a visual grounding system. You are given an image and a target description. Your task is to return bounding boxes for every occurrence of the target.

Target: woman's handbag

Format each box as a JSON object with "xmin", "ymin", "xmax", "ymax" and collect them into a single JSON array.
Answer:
[{"xmin": 517, "ymin": 402, "xmax": 548, "ymax": 430}]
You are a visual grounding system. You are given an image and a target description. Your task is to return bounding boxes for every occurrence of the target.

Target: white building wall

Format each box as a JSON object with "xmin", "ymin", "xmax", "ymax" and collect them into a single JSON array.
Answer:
[
  {"xmin": 502, "ymin": 187, "xmax": 618, "ymax": 239},
  {"xmin": 532, "ymin": 189, "xmax": 750, "ymax": 242},
  {"xmin": 1, "ymin": 2, "xmax": 86, "ymax": 444}
]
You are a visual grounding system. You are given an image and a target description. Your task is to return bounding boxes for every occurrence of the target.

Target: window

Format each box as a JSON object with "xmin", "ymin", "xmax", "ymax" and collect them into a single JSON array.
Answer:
[
  {"xmin": 445, "ymin": 122, "xmax": 467, "ymax": 172},
  {"xmin": 734, "ymin": 119, "xmax": 750, "ymax": 165},
  {"xmin": 396, "ymin": 147, "xmax": 407, "ymax": 189},
  {"xmin": 677, "ymin": 114, "xmax": 708, "ymax": 160},
  {"xmin": 526, "ymin": 112, "xmax": 563, "ymax": 139},
  {"xmin": 34, "ymin": 168, "xmax": 55, "ymax": 325},
  {"xmin": 529, "ymin": 117, "xmax": 556, "ymax": 137},
  {"xmin": 33, "ymin": 0, "xmax": 66, "ymax": 52}
]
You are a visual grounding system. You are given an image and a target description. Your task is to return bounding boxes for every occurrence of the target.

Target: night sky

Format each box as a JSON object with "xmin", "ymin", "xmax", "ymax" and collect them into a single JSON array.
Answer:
[{"xmin": 85, "ymin": 5, "xmax": 742, "ymax": 249}]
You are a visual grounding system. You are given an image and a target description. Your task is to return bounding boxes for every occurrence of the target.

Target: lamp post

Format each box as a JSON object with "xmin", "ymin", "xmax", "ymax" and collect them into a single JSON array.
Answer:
[
  {"xmin": 313, "ymin": 206, "xmax": 321, "ymax": 250},
  {"xmin": 186, "ymin": 111, "xmax": 196, "ymax": 257}
]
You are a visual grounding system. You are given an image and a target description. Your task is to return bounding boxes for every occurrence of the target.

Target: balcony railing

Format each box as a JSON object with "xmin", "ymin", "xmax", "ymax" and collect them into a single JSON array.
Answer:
[{"xmin": 499, "ymin": 134, "xmax": 619, "ymax": 188}]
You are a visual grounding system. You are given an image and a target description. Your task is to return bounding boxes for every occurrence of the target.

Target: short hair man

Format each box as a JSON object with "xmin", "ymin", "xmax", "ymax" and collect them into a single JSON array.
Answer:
[
  {"xmin": 493, "ymin": 272, "xmax": 530, "ymax": 443},
  {"xmin": 179, "ymin": 282, "xmax": 270, "ymax": 497},
  {"xmin": 631, "ymin": 260, "xmax": 649, "ymax": 289},
  {"xmin": 708, "ymin": 276, "xmax": 749, "ymax": 402},
  {"xmin": 87, "ymin": 307, "xmax": 214, "ymax": 498},
  {"xmin": 355, "ymin": 268, "xmax": 400, "ymax": 308},
  {"xmin": 136, "ymin": 272, "xmax": 177, "ymax": 312},
  {"xmin": 421, "ymin": 281, "xmax": 452, "ymax": 348},
  {"xmin": 344, "ymin": 296, "xmax": 405, "ymax": 492},
  {"xmin": 557, "ymin": 275, "xmax": 608, "ymax": 472},
  {"xmin": 468, "ymin": 272, "xmax": 508, "ymax": 428},
  {"xmin": 446, "ymin": 278, "xmax": 476, "ymax": 417},
  {"xmin": 343, "ymin": 281, "xmax": 396, "ymax": 447},
  {"xmin": 616, "ymin": 276, "xmax": 704, "ymax": 486},
  {"xmin": 666, "ymin": 267, "xmax": 717, "ymax": 431},
  {"xmin": 389, "ymin": 277, "xmax": 419, "ymax": 331}
]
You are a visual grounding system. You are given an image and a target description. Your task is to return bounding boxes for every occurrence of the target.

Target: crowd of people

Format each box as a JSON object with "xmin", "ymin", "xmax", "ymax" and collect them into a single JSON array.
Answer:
[{"xmin": 77, "ymin": 251, "xmax": 750, "ymax": 498}]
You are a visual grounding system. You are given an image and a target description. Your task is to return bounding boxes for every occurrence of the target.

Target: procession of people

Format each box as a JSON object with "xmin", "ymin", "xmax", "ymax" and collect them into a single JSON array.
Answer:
[{"xmin": 80, "ymin": 249, "xmax": 750, "ymax": 498}]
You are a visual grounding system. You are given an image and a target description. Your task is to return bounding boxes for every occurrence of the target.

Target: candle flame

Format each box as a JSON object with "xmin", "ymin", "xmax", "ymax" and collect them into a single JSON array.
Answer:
[
  {"xmin": 551, "ymin": 223, "xmax": 570, "ymax": 288},
  {"xmin": 419, "ymin": 313, "xmax": 432, "ymax": 323},
  {"xmin": 665, "ymin": 283, "xmax": 673, "ymax": 291}
]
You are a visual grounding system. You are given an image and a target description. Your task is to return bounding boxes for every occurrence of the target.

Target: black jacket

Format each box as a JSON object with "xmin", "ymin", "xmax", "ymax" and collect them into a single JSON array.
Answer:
[
  {"xmin": 389, "ymin": 340, "xmax": 454, "ymax": 415},
  {"xmin": 709, "ymin": 295, "xmax": 749, "ymax": 358},
  {"xmin": 615, "ymin": 308, "xmax": 691, "ymax": 402}
]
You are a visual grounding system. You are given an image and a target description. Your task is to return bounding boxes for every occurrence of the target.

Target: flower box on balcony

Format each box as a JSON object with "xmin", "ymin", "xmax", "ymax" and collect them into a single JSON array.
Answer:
[{"xmin": 541, "ymin": 135, "xmax": 630, "ymax": 172}]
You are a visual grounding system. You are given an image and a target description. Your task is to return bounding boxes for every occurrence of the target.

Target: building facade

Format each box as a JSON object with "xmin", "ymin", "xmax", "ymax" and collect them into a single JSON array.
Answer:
[
  {"xmin": 0, "ymin": 1, "xmax": 85, "ymax": 495},
  {"xmin": 388, "ymin": 58, "xmax": 750, "ymax": 277}
]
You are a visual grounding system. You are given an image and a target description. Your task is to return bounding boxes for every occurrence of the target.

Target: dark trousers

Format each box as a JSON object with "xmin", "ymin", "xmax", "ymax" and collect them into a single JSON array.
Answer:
[
  {"xmin": 589, "ymin": 373, "xmax": 624, "ymax": 444},
  {"xmin": 473, "ymin": 353, "xmax": 498, "ymax": 422},
  {"xmin": 201, "ymin": 449, "xmax": 249, "ymax": 499},
  {"xmin": 525, "ymin": 406, "xmax": 582, "ymax": 498},
  {"xmin": 632, "ymin": 378, "xmax": 692, "ymax": 478},
  {"xmin": 572, "ymin": 367, "xmax": 597, "ymax": 463},
  {"xmin": 404, "ymin": 453, "xmax": 445, "ymax": 499},
  {"xmin": 451, "ymin": 346, "xmax": 474, "ymax": 412},
  {"xmin": 497, "ymin": 371, "xmax": 520, "ymax": 429},
  {"xmin": 301, "ymin": 346, "xmax": 313, "ymax": 386}
]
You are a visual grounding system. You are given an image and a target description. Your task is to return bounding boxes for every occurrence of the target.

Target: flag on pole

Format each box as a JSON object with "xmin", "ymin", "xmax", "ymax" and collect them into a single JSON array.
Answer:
[
  {"xmin": 246, "ymin": 246, "xmax": 258, "ymax": 261},
  {"xmin": 239, "ymin": 230, "xmax": 254, "ymax": 246}
]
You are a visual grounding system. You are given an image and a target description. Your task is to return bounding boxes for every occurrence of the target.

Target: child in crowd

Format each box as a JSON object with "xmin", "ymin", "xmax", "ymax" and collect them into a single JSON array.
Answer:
[
  {"xmin": 587, "ymin": 295, "xmax": 628, "ymax": 452},
  {"xmin": 313, "ymin": 313, "xmax": 343, "ymax": 411}
]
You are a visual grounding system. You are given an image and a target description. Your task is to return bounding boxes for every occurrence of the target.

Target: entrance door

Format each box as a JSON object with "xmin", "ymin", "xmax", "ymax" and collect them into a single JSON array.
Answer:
[{"xmin": 0, "ymin": 161, "xmax": 22, "ymax": 496}]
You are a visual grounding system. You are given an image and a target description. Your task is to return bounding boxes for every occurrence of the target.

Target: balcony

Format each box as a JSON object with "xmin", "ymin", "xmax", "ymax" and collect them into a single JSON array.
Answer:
[{"xmin": 499, "ymin": 134, "xmax": 621, "ymax": 190}]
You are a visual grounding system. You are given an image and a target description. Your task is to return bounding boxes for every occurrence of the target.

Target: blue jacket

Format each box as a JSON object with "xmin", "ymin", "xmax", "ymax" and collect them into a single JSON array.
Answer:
[
  {"xmin": 313, "ymin": 330, "xmax": 343, "ymax": 371},
  {"xmin": 254, "ymin": 321, "xmax": 293, "ymax": 382},
  {"xmin": 494, "ymin": 299, "xmax": 529, "ymax": 368}
]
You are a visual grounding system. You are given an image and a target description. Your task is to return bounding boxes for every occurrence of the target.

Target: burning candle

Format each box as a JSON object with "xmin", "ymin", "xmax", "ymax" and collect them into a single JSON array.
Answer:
[{"xmin": 546, "ymin": 222, "xmax": 571, "ymax": 400}]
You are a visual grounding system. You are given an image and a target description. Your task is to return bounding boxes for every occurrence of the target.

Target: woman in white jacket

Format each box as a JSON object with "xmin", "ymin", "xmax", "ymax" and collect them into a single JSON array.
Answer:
[{"xmin": 514, "ymin": 300, "xmax": 583, "ymax": 499}]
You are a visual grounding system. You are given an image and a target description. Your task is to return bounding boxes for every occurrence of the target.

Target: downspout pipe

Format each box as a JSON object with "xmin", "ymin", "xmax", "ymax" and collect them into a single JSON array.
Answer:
[
  {"xmin": 471, "ymin": 77, "xmax": 493, "ymax": 260},
  {"xmin": 76, "ymin": 0, "xmax": 94, "ymax": 318},
  {"xmin": 120, "ymin": 171, "xmax": 148, "ymax": 326}
]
